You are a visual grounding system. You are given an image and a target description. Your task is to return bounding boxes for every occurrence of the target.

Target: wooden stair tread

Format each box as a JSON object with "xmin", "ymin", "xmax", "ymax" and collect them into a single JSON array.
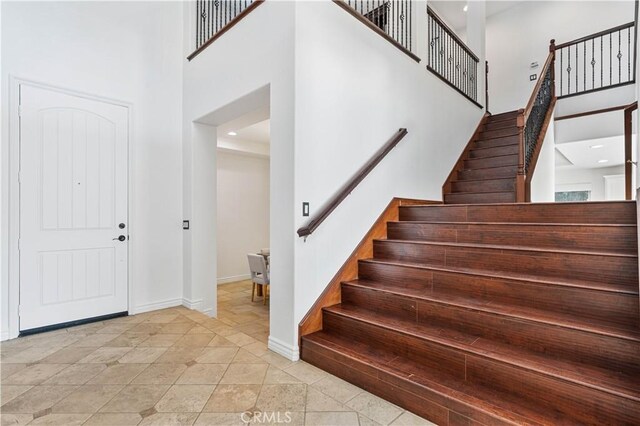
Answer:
[
  {"xmin": 303, "ymin": 331, "xmax": 554, "ymax": 426},
  {"xmin": 359, "ymin": 258, "xmax": 639, "ymax": 295},
  {"xmin": 389, "ymin": 220, "xmax": 636, "ymax": 228},
  {"xmin": 323, "ymin": 303, "xmax": 640, "ymax": 401},
  {"xmin": 401, "ymin": 200, "xmax": 635, "ymax": 208},
  {"xmin": 379, "ymin": 238, "xmax": 638, "ymax": 258},
  {"xmin": 343, "ymin": 279, "xmax": 640, "ymax": 342},
  {"xmin": 451, "ymin": 177, "xmax": 515, "ymax": 184}
]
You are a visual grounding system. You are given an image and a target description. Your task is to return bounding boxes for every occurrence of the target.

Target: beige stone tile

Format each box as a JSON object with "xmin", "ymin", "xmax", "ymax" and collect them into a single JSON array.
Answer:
[
  {"xmin": 176, "ymin": 364, "xmax": 228, "ymax": 385},
  {"xmin": 83, "ymin": 412, "xmax": 142, "ymax": 425},
  {"xmin": 206, "ymin": 335, "xmax": 238, "ymax": 347},
  {"xmin": 145, "ymin": 314, "xmax": 179, "ymax": 324},
  {"xmin": 52, "ymin": 384, "xmax": 124, "ymax": 413},
  {"xmin": 345, "ymin": 392, "xmax": 403, "ymax": 425},
  {"xmin": 25, "ymin": 333, "xmax": 81, "ymax": 349},
  {"xmin": 69, "ymin": 334, "xmax": 121, "ymax": 347},
  {"xmin": 311, "ymin": 375, "xmax": 363, "ymax": 404},
  {"xmin": 255, "ymin": 384, "xmax": 306, "ymax": 412},
  {"xmin": 263, "ymin": 366, "xmax": 303, "ymax": 385},
  {"xmin": 284, "ymin": 362, "xmax": 328, "ymax": 385},
  {"xmin": 232, "ymin": 349, "xmax": 266, "ymax": 364},
  {"xmin": 78, "ymin": 347, "xmax": 132, "ymax": 363},
  {"xmin": 173, "ymin": 334, "xmax": 214, "ymax": 347},
  {"xmin": 0, "ymin": 364, "xmax": 27, "ymax": 380},
  {"xmin": 195, "ymin": 347, "xmax": 238, "ymax": 364},
  {"xmin": 260, "ymin": 352, "xmax": 293, "ymax": 369},
  {"xmin": 3, "ymin": 364, "xmax": 67, "ymax": 385},
  {"xmin": 43, "ymin": 364, "xmax": 106, "ymax": 385},
  {"xmin": 242, "ymin": 341, "xmax": 269, "ymax": 357},
  {"xmin": 219, "ymin": 364, "xmax": 267, "ymax": 385},
  {"xmin": 118, "ymin": 347, "xmax": 167, "ymax": 364},
  {"xmin": 139, "ymin": 334, "xmax": 183, "ymax": 347},
  {"xmin": 225, "ymin": 333, "xmax": 256, "ymax": 347},
  {"xmin": 358, "ymin": 414, "xmax": 382, "ymax": 426},
  {"xmin": 126, "ymin": 324, "xmax": 165, "ymax": 335},
  {"xmin": 0, "ymin": 413, "xmax": 33, "ymax": 425},
  {"xmin": 99, "ymin": 384, "xmax": 169, "ymax": 413},
  {"xmin": 390, "ymin": 411, "xmax": 437, "ymax": 425},
  {"xmin": 0, "ymin": 385, "xmax": 77, "ymax": 413},
  {"xmin": 0, "ymin": 347, "xmax": 60, "ymax": 364},
  {"xmin": 132, "ymin": 363, "xmax": 187, "ymax": 385},
  {"xmin": 202, "ymin": 384, "xmax": 260, "ymax": 413},
  {"xmin": 187, "ymin": 326, "xmax": 214, "ymax": 335},
  {"xmin": 158, "ymin": 323, "xmax": 195, "ymax": 335},
  {"xmin": 194, "ymin": 413, "xmax": 245, "ymax": 426},
  {"xmin": 28, "ymin": 413, "xmax": 91, "ymax": 425},
  {"xmin": 104, "ymin": 333, "xmax": 151, "ymax": 347},
  {"xmin": 249, "ymin": 411, "xmax": 305, "ymax": 425},
  {"xmin": 0, "ymin": 385, "xmax": 32, "ymax": 405},
  {"xmin": 305, "ymin": 388, "xmax": 349, "ymax": 412},
  {"xmin": 155, "ymin": 384, "xmax": 215, "ymax": 413},
  {"xmin": 88, "ymin": 363, "xmax": 149, "ymax": 385},
  {"xmin": 40, "ymin": 347, "xmax": 96, "ymax": 364},
  {"xmin": 95, "ymin": 324, "xmax": 135, "ymax": 334},
  {"xmin": 139, "ymin": 412, "xmax": 198, "ymax": 426},
  {"xmin": 305, "ymin": 411, "xmax": 359, "ymax": 426},
  {"xmin": 154, "ymin": 347, "xmax": 204, "ymax": 364}
]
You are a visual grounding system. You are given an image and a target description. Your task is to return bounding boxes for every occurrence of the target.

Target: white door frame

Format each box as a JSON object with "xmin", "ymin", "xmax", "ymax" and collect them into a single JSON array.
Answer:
[{"xmin": 6, "ymin": 76, "xmax": 135, "ymax": 340}]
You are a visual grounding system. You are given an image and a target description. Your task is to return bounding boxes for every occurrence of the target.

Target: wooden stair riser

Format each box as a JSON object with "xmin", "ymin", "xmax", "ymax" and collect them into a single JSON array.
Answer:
[
  {"xmin": 484, "ymin": 119, "xmax": 518, "ymax": 131},
  {"xmin": 451, "ymin": 179, "xmax": 516, "ymax": 193},
  {"xmin": 480, "ymin": 127, "xmax": 520, "ymax": 140},
  {"xmin": 356, "ymin": 261, "xmax": 640, "ymax": 329},
  {"xmin": 444, "ymin": 192, "xmax": 516, "ymax": 204},
  {"xmin": 468, "ymin": 144, "xmax": 519, "ymax": 159},
  {"xmin": 320, "ymin": 312, "xmax": 640, "ymax": 425},
  {"xmin": 339, "ymin": 286, "xmax": 639, "ymax": 371},
  {"xmin": 474, "ymin": 135, "xmax": 520, "ymax": 149},
  {"xmin": 386, "ymin": 222, "xmax": 638, "ymax": 254},
  {"xmin": 488, "ymin": 111, "xmax": 520, "ymax": 122},
  {"xmin": 464, "ymin": 154, "xmax": 518, "ymax": 169},
  {"xmin": 373, "ymin": 240, "xmax": 638, "ymax": 289},
  {"xmin": 398, "ymin": 202, "xmax": 637, "ymax": 224},
  {"xmin": 457, "ymin": 166, "xmax": 518, "ymax": 180}
]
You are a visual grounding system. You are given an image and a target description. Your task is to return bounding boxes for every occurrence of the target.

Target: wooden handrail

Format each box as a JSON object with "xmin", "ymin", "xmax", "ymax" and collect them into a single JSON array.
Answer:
[
  {"xmin": 297, "ymin": 128, "xmax": 409, "ymax": 238},
  {"xmin": 554, "ymin": 22, "xmax": 634, "ymax": 50},
  {"xmin": 624, "ymin": 101, "xmax": 637, "ymax": 200},
  {"xmin": 522, "ymin": 46, "xmax": 555, "ymax": 124}
]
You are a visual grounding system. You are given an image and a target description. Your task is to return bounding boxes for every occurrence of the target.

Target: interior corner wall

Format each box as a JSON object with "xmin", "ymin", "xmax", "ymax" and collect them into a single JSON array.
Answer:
[
  {"xmin": 292, "ymin": 1, "xmax": 485, "ymax": 346},
  {"xmin": 485, "ymin": 1, "xmax": 635, "ymax": 113},
  {"xmin": 182, "ymin": 1, "xmax": 296, "ymax": 358},
  {"xmin": 216, "ymin": 151, "xmax": 270, "ymax": 284},
  {"xmin": 530, "ymin": 115, "xmax": 556, "ymax": 202},
  {"xmin": 1, "ymin": 1, "xmax": 184, "ymax": 339}
]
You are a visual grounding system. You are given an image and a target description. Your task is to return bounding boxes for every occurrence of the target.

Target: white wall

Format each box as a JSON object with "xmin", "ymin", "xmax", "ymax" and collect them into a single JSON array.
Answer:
[
  {"xmin": 530, "ymin": 114, "xmax": 556, "ymax": 202},
  {"xmin": 485, "ymin": 1, "xmax": 635, "ymax": 113},
  {"xmin": 292, "ymin": 1, "xmax": 484, "ymax": 347},
  {"xmin": 1, "ymin": 1, "xmax": 184, "ymax": 339},
  {"xmin": 556, "ymin": 165, "xmax": 626, "ymax": 200},
  {"xmin": 216, "ymin": 151, "xmax": 270, "ymax": 284}
]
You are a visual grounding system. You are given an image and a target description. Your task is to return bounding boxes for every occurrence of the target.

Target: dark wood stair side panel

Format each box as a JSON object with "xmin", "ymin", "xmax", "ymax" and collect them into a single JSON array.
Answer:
[
  {"xmin": 445, "ymin": 192, "xmax": 516, "ymax": 204},
  {"xmin": 474, "ymin": 135, "xmax": 520, "ymax": 149},
  {"xmin": 385, "ymin": 222, "xmax": 638, "ymax": 255},
  {"xmin": 457, "ymin": 166, "xmax": 518, "ymax": 181},
  {"xmin": 468, "ymin": 144, "xmax": 519, "ymax": 158},
  {"xmin": 372, "ymin": 240, "xmax": 638, "ymax": 289},
  {"xmin": 463, "ymin": 154, "xmax": 519, "ymax": 169},
  {"xmin": 398, "ymin": 202, "xmax": 637, "ymax": 224},
  {"xmin": 451, "ymin": 179, "xmax": 516, "ymax": 193}
]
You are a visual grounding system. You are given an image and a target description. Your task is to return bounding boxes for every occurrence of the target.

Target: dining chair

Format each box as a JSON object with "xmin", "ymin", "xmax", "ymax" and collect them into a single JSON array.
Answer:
[{"xmin": 247, "ymin": 253, "xmax": 270, "ymax": 305}]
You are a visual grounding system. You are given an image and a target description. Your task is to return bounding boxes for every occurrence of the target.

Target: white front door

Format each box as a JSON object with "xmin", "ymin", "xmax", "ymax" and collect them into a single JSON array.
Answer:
[
  {"xmin": 604, "ymin": 174, "xmax": 625, "ymax": 201},
  {"xmin": 19, "ymin": 84, "xmax": 129, "ymax": 331}
]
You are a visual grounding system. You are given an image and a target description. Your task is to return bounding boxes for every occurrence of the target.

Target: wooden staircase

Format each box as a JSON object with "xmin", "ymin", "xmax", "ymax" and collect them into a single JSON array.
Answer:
[
  {"xmin": 300, "ymin": 201, "xmax": 640, "ymax": 425},
  {"xmin": 444, "ymin": 111, "xmax": 521, "ymax": 204}
]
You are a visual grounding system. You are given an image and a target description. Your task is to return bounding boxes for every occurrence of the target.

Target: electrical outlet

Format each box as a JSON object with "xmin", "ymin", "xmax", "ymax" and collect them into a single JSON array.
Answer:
[{"xmin": 530, "ymin": 74, "xmax": 537, "ymax": 81}]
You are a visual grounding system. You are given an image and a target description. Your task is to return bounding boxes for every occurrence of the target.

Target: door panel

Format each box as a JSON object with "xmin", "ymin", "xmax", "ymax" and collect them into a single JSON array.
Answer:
[{"xmin": 19, "ymin": 85, "xmax": 128, "ymax": 331}]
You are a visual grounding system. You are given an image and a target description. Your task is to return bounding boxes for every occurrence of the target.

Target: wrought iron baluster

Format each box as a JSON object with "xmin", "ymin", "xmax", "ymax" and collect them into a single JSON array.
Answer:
[{"xmin": 592, "ymin": 39, "xmax": 595, "ymax": 91}]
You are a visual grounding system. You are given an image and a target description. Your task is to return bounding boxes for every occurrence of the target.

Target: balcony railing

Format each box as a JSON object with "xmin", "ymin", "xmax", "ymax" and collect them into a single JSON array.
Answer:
[
  {"xmin": 427, "ymin": 6, "xmax": 480, "ymax": 107},
  {"xmin": 554, "ymin": 22, "xmax": 636, "ymax": 98}
]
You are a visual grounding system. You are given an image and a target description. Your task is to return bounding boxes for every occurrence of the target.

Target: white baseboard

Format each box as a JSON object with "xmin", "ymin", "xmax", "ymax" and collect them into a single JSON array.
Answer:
[
  {"xmin": 1, "ymin": 330, "xmax": 10, "ymax": 342},
  {"xmin": 182, "ymin": 298, "xmax": 203, "ymax": 310},
  {"xmin": 130, "ymin": 298, "xmax": 183, "ymax": 315},
  {"xmin": 268, "ymin": 335, "xmax": 300, "ymax": 361},
  {"xmin": 217, "ymin": 274, "xmax": 250, "ymax": 285},
  {"xmin": 202, "ymin": 308, "xmax": 214, "ymax": 317}
]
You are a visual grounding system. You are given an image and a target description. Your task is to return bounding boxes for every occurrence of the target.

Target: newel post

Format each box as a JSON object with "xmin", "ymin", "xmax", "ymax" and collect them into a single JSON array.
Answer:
[
  {"xmin": 549, "ymin": 39, "xmax": 556, "ymax": 99},
  {"xmin": 516, "ymin": 109, "xmax": 526, "ymax": 203}
]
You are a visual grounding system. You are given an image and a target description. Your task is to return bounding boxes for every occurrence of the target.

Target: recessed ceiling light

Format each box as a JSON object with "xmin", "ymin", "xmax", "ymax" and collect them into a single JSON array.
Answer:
[
  {"xmin": 590, "ymin": 144, "xmax": 604, "ymax": 149},
  {"xmin": 227, "ymin": 131, "xmax": 237, "ymax": 136},
  {"xmin": 463, "ymin": 4, "xmax": 468, "ymax": 12},
  {"xmin": 598, "ymin": 159, "xmax": 609, "ymax": 163}
]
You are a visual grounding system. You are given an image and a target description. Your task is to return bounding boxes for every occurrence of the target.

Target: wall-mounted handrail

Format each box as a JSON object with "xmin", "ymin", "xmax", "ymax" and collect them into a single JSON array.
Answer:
[
  {"xmin": 427, "ymin": 6, "xmax": 481, "ymax": 107},
  {"xmin": 297, "ymin": 128, "xmax": 408, "ymax": 238}
]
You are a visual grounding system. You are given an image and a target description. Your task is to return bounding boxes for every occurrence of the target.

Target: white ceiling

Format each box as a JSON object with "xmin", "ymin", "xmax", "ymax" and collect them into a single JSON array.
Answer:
[
  {"xmin": 226, "ymin": 119, "xmax": 270, "ymax": 144},
  {"xmin": 430, "ymin": 1, "xmax": 520, "ymax": 32},
  {"xmin": 555, "ymin": 135, "xmax": 632, "ymax": 169}
]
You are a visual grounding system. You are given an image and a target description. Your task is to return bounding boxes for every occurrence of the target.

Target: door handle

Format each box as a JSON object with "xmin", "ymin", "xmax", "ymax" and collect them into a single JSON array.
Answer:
[{"xmin": 113, "ymin": 235, "xmax": 126, "ymax": 242}]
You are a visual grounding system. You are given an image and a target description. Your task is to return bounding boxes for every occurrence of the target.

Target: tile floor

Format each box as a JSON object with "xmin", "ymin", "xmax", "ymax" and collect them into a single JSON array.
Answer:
[{"xmin": 0, "ymin": 280, "xmax": 434, "ymax": 426}]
